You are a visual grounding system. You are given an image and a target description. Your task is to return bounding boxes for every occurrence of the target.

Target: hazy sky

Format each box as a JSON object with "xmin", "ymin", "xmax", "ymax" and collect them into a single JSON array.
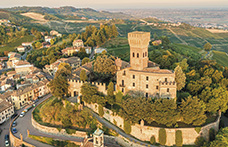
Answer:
[{"xmin": 1, "ymin": 0, "xmax": 228, "ymax": 9}]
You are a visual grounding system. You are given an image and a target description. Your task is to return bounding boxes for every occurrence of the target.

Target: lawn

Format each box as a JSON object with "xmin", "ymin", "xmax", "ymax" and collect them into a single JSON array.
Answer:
[
  {"xmin": 212, "ymin": 50, "xmax": 228, "ymax": 67},
  {"xmin": 0, "ymin": 35, "xmax": 34, "ymax": 52}
]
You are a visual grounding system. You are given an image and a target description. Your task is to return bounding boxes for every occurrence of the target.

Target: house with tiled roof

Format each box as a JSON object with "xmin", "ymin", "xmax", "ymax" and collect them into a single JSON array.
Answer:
[
  {"xmin": 0, "ymin": 98, "xmax": 14, "ymax": 124},
  {"xmin": 16, "ymin": 45, "xmax": 26, "ymax": 52},
  {"xmin": 15, "ymin": 61, "xmax": 34, "ymax": 75}
]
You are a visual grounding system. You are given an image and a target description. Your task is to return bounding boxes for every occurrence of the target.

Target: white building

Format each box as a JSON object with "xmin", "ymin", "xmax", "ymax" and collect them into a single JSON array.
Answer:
[
  {"xmin": 0, "ymin": 98, "xmax": 14, "ymax": 124},
  {"xmin": 94, "ymin": 48, "xmax": 107, "ymax": 54}
]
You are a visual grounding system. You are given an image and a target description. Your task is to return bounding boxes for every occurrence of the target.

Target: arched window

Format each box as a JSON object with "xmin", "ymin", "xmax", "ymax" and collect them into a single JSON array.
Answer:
[
  {"xmin": 167, "ymin": 88, "xmax": 169, "ymax": 92},
  {"xmin": 133, "ymin": 52, "xmax": 135, "ymax": 57},
  {"xmin": 137, "ymin": 53, "xmax": 139, "ymax": 58},
  {"xmin": 145, "ymin": 52, "xmax": 147, "ymax": 56}
]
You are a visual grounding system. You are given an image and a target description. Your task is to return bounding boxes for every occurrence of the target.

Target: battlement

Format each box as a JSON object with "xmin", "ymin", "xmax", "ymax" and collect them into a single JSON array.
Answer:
[
  {"xmin": 128, "ymin": 31, "xmax": 150, "ymax": 48},
  {"xmin": 160, "ymin": 81, "xmax": 176, "ymax": 86}
]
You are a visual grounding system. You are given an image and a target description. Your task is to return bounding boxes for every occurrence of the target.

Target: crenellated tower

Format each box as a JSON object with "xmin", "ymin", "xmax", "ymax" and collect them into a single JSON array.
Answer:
[{"xmin": 128, "ymin": 31, "xmax": 150, "ymax": 70}]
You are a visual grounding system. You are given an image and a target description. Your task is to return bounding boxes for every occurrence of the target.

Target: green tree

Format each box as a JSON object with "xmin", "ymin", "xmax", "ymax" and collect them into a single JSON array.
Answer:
[
  {"xmin": 98, "ymin": 105, "xmax": 104, "ymax": 117},
  {"xmin": 175, "ymin": 65, "xmax": 186, "ymax": 91},
  {"xmin": 35, "ymin": 42, "xmax": 42, "ymax": 49},
  {"xmin": 209, "ymin": 127, "xmax": 228, "ymax": 147},
  {"xmin": 175, "ymin": 58, "xmax": 189, "ymax": 71},
  {"xmin": 204, "ymin": 42, "xmax": 212, "ymax": 51},
  {"xmin": 81, "ymin": 83, "xmax": 98, "ymax": 104},
  {"xmin": 115, "ymin": 91, "xmax": 123, "ymax": 105},
  {"xmin": 179, "ymin": 96, "xmax": 206, "ymax": 126},
  {"xmin": 175, "ymin": 130, "xmax": 183, "ymax": 147},
  {"xmin": 124, "ymin": 120, "xmax": 131, "ymax": 134},
  {"xmin": 209, "ymin": 128, "xmax": 215, "ymax": 141},
  {"xmin": 80, "ymin": 70, "xmax": 87, "ymax": 81},
  {"xmin": 195, "ymin": 136, "xmax": 205, "ymax": 147},
  {"xmin": 150, "ymin": 136, "xmax": 156, "ymax": 145},
  {"xmin": 159, "ymin": 128, "xmax": 166, "ymax": 146},
  {"xmin": 111, "ymin": 24, "xmax": 118, "ymax": 38},
  {"xmin": 81, "ymin": 57, "xmax": 90, "ymax": 65}
]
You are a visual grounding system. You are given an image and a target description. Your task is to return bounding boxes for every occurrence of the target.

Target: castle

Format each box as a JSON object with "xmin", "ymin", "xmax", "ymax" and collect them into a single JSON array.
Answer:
[{"xmin": 69, "ymin": 31, "xmax": 176, "ymax": 99}]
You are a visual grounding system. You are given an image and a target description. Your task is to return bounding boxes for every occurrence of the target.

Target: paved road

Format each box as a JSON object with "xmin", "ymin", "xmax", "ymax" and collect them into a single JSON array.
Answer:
[
  {"xmin": 12, "ymin": 94, "xmax": 83, "ymax": 147},
  {"xmin": 0, "ymin": 118, "xmax": 11, "ymax": 146},
  {"xmin": 89, "ymin": 109, "xmax": 155, "ymax": 147}
]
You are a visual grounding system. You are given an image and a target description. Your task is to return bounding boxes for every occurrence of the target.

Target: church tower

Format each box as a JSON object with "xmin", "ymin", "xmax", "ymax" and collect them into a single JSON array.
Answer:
[
  {"xmin": 93, "ymin": 128, "xmax": 104, "ymax": 147},
  {"xmin": 128, "ymin": 31, "xmax": 150, "ymax": 70}
]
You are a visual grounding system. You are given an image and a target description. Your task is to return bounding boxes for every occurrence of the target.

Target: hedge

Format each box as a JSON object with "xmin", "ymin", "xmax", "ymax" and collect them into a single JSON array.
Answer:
[
  {"xmin": 150, "ymin": 135, "xmax": 156, "ymax": 145},
  {"xmin": 175, "ymin": 130, "xmax": 183, "ymax": 147},
  {"xmin": 98, "ymin": 105, "xmax": 104, "ymax": 117},
  {"xmin": 124, "ymin": 120, "xmax": 131, "ymax": 134},
  {"xmin": 195, "ymin": 136, "xmax": 205, "ymax": 147},
  {"xmin": 159, "ymin": 128, "xmax": 166, "ymax": 145}
]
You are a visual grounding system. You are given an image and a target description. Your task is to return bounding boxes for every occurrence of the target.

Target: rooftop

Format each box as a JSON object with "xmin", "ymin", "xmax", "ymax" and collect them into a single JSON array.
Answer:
[{"xmin": 0, "ymin": 99, "xmax": 12, "ymax": 112}]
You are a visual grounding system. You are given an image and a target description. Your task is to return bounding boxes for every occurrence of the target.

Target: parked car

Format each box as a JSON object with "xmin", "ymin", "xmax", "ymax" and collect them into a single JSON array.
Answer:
[
  {"xmin": 12, "ymin": 128, "xmax": 17, "ymax": 134},
  {"xmin": 20, "ymin": 111, "xmax": 25, "ymax": 117},
  {"xmin": 34, "ymin": 99, "xmax": 39, "ymax": 103},
  {"xmin": 5, "ymin": 134, "xmax": 9, "ymax": 146},
  {"xmin": 11, "ymin": 113, "xmax": 18, "ymax": 119},
  {"xmin": 12, "ymin": 121, "xmax": 17, "ymax": 127}
]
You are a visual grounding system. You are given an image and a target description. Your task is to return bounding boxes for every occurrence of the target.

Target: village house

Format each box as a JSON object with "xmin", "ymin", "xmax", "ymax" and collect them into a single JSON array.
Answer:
[
  {"xmin": 62, "ymin": 46, "xmax": 92, "ymax": 55},
  {"xmin": 44, "ymin": 57, "xmax": 81, "ymax": 76},
  {"xmin": 16, "ymin": 45, "xmax": 26, "ymax": 52},
  {"xmin": 14, "ymin": 61, "xmax": 34, "ymax": 75},
  {"xmin": 22, "ymin": 42, "xmax": 33, "ymax": 47},
  {"xmin": 44, "ymin": 36, "xmax": 54, "ymax": 43},
  {"xmin": 71, "ymin": 61, "xmax": 93, "ymax": 80},
  {"xmin": 11, "ymin": 79, "xmax": 49, "ymax": 109},
  {"xmin": 0, "ymin": 98, "xmax": 14, "ymax": 124},
  {"xmin": 7, "ymin": 52, "xmax": 21, "ymax": 68},
  {"xmin": 50, "ymin": 30, "xmax": 62, "ymax": 37},
  {"xmin": 73, "ymin": 39, "xmax": 84, "ymax": 48},
  {"xmin": 94, "ymin": 48, "xmax": 107, "ymax": 54}
]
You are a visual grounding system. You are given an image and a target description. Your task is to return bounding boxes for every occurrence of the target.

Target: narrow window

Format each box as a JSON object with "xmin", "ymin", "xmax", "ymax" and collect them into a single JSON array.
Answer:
[
  {"xmin": 122, "ymin": 80, "xmax": 124, "ymax": 86},
  {"xmin": 133, "ymin": 75, "xmax": 135, "ymax": 79},
  {"xmin": 123, "ymin": 71, "xmax": 126, "ymax": 76},
  {"xmin": 145, "ymin": 52, "xmax": 147, "ymax": 56},
  {"xmin": 165, "ymin": 78, "xmax": 167, "ymax": 82},
  {"xmin": 143, "ymin": 53, "xmax": 144, "ymax": 57},
  {"xmin": 156, "ymin": 86, "xmax": 159, "ymax": 89},
  {"xmin": 122, "ymin": 88, "xmax": 124, "ymax": 93},
  {"xmin": 133, "ymin": 52, "xmax": 135, "ymax": 57},
  {"xmin": 146, "ymin": 76, "xmax": 149, "ymax": 81},
  {"xmin": 146, "ymin": 93, "xmax": 148, "ymax": 97},
  {"xmin": 133, "ymin": 83, "xmax": 135, "ymax": 87},
  {"xmin": 137, "ymin": 53, "xmax": 139, "ymax": 58},
  {"xmin": 167, "ymin": 88, "xmax": 169, "ymax": 92},
  {"xmin": 146, "ymin": 84, "xmax": 148, "ymax": 88}
]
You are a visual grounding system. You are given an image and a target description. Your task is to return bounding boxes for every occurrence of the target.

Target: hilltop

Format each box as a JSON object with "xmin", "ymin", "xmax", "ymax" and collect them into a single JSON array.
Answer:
[{"xmin": 5, "ymin": 6, "xmax": 132, "ymax": 20}]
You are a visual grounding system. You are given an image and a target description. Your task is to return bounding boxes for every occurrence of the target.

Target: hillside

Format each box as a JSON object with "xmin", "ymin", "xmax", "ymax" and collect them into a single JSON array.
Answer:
[
  {"xmin": 212, "ymin": 51, "xmax": 228, "ymax": 67},
  {"xmin": 5, "ymin": 6, "xmax": 132, "ymax": 20}
]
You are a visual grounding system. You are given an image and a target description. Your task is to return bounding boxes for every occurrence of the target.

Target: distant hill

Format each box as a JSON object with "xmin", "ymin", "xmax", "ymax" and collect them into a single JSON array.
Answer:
[{"xmin": 5, "ymin": 6, "xmax": 132, "ymax": 20}]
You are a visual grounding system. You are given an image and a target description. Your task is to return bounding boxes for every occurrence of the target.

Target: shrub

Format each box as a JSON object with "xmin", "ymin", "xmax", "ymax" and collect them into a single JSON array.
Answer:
[
  {"xmin": 209, "ymin": 128, "xmax": 215, "ymax": 141},
  {"xmin": 98, "ymin": 105, "xmax": 104, "ymax": 117},
  {"xmin": 150, "ymin": 135, "xmax": 156, "ymax": 145},
  {"xmin": 195, "ymin": 127, "xmax": 201, "ymax": 134},
  {"xmin": 66, "ymin": 128, "xmax": 76, "ymax": 134},
  {"xmin": 159, "ymin": 128, "xmax": 166, "ymax": 145},
  {"xmin": 124, "ymin": 120, "xmax": 131, "ymax": 134},
  {"xmin": 195, "ymin": 136, "xmax": 205, "ymax": 147},
  {"xmin": 175, "ymin": 130, "xmax": 183, "ymax": 147}
]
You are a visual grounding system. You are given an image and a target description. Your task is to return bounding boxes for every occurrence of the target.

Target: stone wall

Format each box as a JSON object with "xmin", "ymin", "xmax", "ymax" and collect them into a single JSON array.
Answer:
[
  {"xmin": 31, "ymin": 112, "xmax": 87, "ymax": 138},
  {"xmin": 86, "ymin": 103, "xmax": 221, "ymax": 146}
]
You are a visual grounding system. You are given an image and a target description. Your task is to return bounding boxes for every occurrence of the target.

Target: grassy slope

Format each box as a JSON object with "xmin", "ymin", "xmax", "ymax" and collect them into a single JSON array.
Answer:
[
  {"xmin": 0, "ymin": 35, "xmax": 34, "ymax": 52},
  {"xmin": 212, "ymin": 50, "xmax": 228, "ymax": 67}
]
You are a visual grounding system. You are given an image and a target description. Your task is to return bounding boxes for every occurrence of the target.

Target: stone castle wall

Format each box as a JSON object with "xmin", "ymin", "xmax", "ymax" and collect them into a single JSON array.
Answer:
[
  {"xmin": 68, "ymin": 79, "xmax": 108, "ymax": 97},
  {"xmin": 31, "ymin": 109, "xmax": 87, "ymax": 138},
  {"xmin": 86, "ymin": 103, "xmax": 220, "ymax": 146}
]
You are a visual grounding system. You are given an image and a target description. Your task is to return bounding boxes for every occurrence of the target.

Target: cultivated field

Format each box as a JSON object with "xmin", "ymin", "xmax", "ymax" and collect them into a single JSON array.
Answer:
[
  {"xmin": 212, "ymin": 50, "xmax": 228, "ymax": 67},
  {"xmin": 21, "ymin": 12, "xmax": 47, "ymax": 23},
  {"xmin": 207, "ymin": 29, "xmax": 228, "ymax": 34}
]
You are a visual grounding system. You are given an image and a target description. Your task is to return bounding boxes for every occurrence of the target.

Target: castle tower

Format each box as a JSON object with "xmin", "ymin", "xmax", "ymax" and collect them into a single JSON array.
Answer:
[
  {"xmin": 128, "ymin": 31, "xmax": 150, "ymax": 70},
  {"xmin": 93, "ymin": 128, "xmax": 104, "ymax": 147}
]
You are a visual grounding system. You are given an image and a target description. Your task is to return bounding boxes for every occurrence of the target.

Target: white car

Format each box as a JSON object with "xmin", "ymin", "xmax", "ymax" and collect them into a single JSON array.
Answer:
[{"xmin": 20, "ymin": 111, "xmax": 25, "ymax": 117}]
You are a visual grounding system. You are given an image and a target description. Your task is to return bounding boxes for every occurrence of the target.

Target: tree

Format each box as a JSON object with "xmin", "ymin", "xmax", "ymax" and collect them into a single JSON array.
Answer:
[
  {"xmin": 81, "ymin": 57, "xmax": 90, "ymax": 65},
  {"xmin": 204, "ymin": 42, "xmax": 212, "ymax": 51},
  {"xmin": 175, "ymin": 58, "xmax": 189, "ymax": 71},
  {"xmin": 175, "ymin": 130, "xmax": 183, "ymax": 147},
  {"xmin": 56, "ymin": 63, "xmax": 72, "ymax": 77},
  {"xmin": 150, "ymin": 136, "xmax": 156, "ymax": 145},
  {"xmin": 98, "ymin": 105, "xmax": 104, "ymax": 117},
  {"xmin": 124, "ymin": 120, "xmax": 131, "ymax": 134},
  {"xmin": 159, "ymin": 128, "xmax": 166, "ymax": 146},
  {"xmin": 199, "ymin": 87, "xmax": 228, "ymax": 113},
  {"xmin": 195, "ymin": 136, "xmax": 205, "ymax": 147},
  {"xmin": 35, "ymin": 42, "xmax": 42, "ymax": 49},
  {"xmin": 107, "ymin": 82, "xmax": 114, "ymax": 97},
  {"xmin": 111, "ymin": 24, "xmax": 118, "ymax": 38},
  {"xmin": 80, "ymin": 70, "xmax": 87, "ymax": 81},
  {"xmin": 175, "ymin": 65, "xmax": 186, "ymax": 91},
  {"xmin": 81, "ymin": 83, "xmax": 98, "ymax": 104},
  {"xmin": 115, "ymin": 91, "xmax": 123, "ymax": 105},
  {"xmin": 93, "ymin": 54, "xmax": 116, "ymax": 74},
  {"xmin": 179, "ymin": 96, "xmax": 206, "ymax": 126},
  {"xmin": 209, "ymin": 128, "xmax": 215, "ymax": 141},
  {"xmin": 48, "ymin": 75, "xmax": 69, "ymax": 99},
  {"xmin": 209, "ymin": 127, "xmax": 228, "ymax": 147}
]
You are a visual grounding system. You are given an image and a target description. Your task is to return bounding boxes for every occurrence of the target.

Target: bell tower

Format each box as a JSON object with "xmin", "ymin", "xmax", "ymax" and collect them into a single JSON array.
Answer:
[{"xmin": 128, "ymin": 31, "xmax": 150, "ymax": 70}]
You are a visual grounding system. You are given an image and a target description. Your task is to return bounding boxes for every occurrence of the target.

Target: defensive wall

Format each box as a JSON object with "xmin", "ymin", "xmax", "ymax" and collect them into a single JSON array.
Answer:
[{"xmin": 86, "ymin": 102, "xmax": 221, "ymax": 146}]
